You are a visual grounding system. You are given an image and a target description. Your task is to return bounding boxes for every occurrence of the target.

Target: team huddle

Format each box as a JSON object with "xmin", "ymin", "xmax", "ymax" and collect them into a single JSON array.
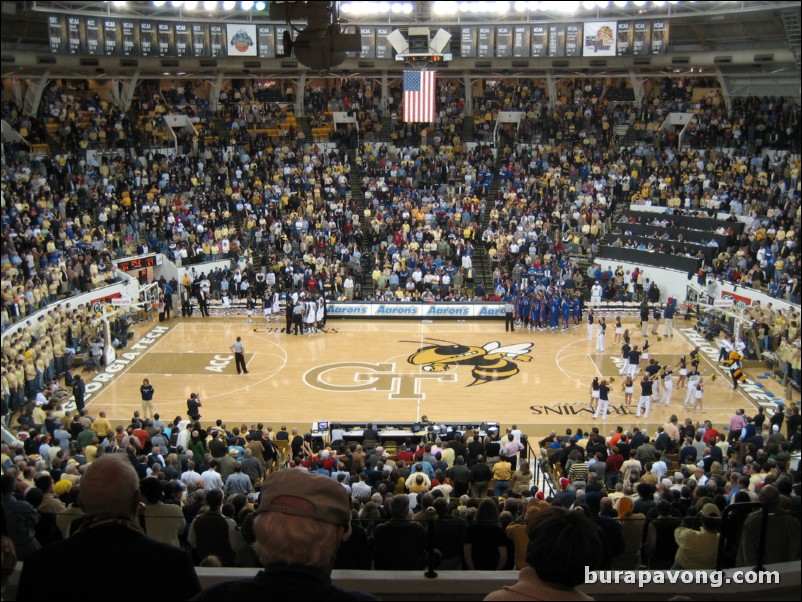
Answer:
[
  {"xmin": 285, "ymin": 292, "xmax": 327, "ymax": 335},
  {"xmin": 511, "ymin": 290, "xmax": 585, "ymax": 332}
]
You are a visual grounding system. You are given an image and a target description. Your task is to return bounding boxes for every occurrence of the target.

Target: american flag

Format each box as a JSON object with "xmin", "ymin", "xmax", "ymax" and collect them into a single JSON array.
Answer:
[{"xmin": 403, "ymin": 70, "xmax": 436, "ymax": 123}]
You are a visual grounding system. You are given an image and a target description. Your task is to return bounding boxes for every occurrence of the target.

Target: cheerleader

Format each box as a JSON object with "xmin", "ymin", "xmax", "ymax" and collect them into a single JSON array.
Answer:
[
  {"xmin": 641, "ymin": 338, "xmax": 650, "ymax": 360},
  {"xmin": 683, "ymin": 363, "xmax": 701, "ymax": 408},
  {"xmin": 589, "ymin": 376, "xmax": 600, "ymax": 412},
  {"xmin": 661, "ymin": 366, "xmax": 674, "ymax": 407},
  {"xmin": 596, "ymin": 317, "xmax": 607, "ymax": 352},
  {"xmin": 587, "ymin": 309, "xmax": 595, "ymax": 341},
  {"xmin": 626, "ymin": 345, "xmax": 641, "ymax": 379},
  {"xmin": 245, "ymin": 294, "xmax": 256, "ymax": 323},
  {"xmin": 676, "ymin": 355, "xmax": 688, "ymax": 388},
  {"xmin": 593, "ymin": 379, "xmax": 611, "ymax": 420},
  {"xmin": 636, "ymin": 375, "xmax": 653, "ymax": 419},
  {"xmin": 619, "ymin": 340, "xmax": 631, "ymax": 375},
  {"xmin": 623, "ymin": 375, "xmax": 634, "ymax": 408},
  {"xmin": 614, "ymin": 317, "xmax": 624, "ymax": 343},
  {"xmin": 692, "ymin": 381, "xmax": 705, "ymax": 412}
]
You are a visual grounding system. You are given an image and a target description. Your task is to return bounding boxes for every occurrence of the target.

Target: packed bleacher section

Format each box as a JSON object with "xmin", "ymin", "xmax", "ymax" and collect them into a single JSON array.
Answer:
[
  {"xmin": 304, "ymin": 78, "xmax": 382, "ymax": 146},
  {"xmin": 3, "ymin": 80, "xmax": 799, "ymax": 324},
  {"xmin": 3, "ymin": 80, "xmax": 799, "ymax": 346},
  {"xmin": 2, "ymin": 403, "xmax": 800, "ymax": 573}
]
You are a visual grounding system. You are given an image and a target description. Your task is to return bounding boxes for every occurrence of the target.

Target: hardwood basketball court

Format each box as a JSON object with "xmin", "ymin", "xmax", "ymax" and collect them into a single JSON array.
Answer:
[{"xmin": 85, "ymin": 313, "xmax": 787, "ymax": 440}]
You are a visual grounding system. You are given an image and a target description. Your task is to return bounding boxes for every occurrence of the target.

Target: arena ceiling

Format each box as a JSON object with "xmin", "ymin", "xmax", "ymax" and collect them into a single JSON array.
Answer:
[
  {"xmin": 0, "ymin": 1, "xmax": 799, "ymax": 85},
  {"xmin": 1, "ymin": 1, "xmax": 797, "ymax": 51}
]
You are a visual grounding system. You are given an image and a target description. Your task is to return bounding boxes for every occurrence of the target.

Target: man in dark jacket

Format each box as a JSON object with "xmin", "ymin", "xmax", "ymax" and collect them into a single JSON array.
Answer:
[
  {"xmin": 71, "ymin": 375, "xmax": 86, "ymax": 412},
  {"xmin": 17, "ymin": 455, "xmax": 200, "ymax": 600}
]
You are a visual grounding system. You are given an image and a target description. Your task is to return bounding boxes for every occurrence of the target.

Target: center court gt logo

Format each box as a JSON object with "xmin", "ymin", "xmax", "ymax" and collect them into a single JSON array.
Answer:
[
  {"xmin": 406, "ymin": 339, "xmax": 534, "ymax": 386},
  {"xmin": 304, "ymin": 362, "xmax": 457, "ymax": 400},
  {"xmin": 303, "ymin": 340, "xmax": 534, "ymax": 400}
]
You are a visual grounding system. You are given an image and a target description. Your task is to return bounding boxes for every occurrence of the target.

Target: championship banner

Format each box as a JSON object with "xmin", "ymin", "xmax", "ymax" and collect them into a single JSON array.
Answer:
[
  {"xmin": 48, "ymin": 14, "xmax": 67, "ymax": 53},
  {"xmin": 227, "ymin": 23, "xmax": 257, "ymax": 57},
  {"xmin": 651, "ymin": 20, "xmax": 669, "ymax": 54},
  {"xmin": 616, "ymin": 21, "xmax": 633, "ymax": 56},
  {"xmin": 84, "ymin": 17, "xmax": 104, "ymax": 56},
  {"xmin": 583, "ymin": 21, "xmax": 617, "ymax": 56}
]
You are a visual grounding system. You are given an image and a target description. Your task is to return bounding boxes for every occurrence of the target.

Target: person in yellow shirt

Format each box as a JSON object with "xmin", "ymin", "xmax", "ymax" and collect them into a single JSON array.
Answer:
[
  {"xmin": 673, "ymin": 503, "xmax": 720, "ymax": 569},
  {"xmin": 492, "ymin": 454, "xmax": 513, "ymax": 497}
]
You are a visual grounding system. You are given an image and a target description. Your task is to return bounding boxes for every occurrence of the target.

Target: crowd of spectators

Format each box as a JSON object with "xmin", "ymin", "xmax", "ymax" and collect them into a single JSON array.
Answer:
[{"xmin": 2, "ymin": 404, "xmax": 800, "ymax": 581}]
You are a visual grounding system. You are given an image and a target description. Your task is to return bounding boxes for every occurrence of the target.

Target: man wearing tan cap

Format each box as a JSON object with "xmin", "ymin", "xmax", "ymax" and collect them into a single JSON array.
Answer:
[
  {"xmin": 672, "ymin": 503, "xmax": 721, "ymax": 570},
  {"xmin": 192, "ymin": 470, "xmax": 378, "ymax": 600}
]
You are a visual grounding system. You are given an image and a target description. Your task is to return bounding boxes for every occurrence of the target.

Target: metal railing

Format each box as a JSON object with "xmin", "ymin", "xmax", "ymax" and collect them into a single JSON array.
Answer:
[{"xmin": 527, "ymin": 438, "xmax": 555, "ymax": 499}]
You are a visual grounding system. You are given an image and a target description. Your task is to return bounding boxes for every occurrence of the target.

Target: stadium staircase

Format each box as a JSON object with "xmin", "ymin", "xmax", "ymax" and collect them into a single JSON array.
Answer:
[
  {"xmin": 211, "ymin": 114, "xmax": 230, "ymax": 142},
  {"xmin": 470, "ymin": 151, "xmax": 508, "ymax": 295},
  {"xmin": 619, "ymin": 124, "xmax": 639, "ymax": 147},
  {"xmin": 461, "ymin": 115, "xmax": 474, "ymax": 142},
  {"xmin": 612, "ymin": 123, "xmax": 630, "ymax": 144},
  {"xmin": 346, "ymin": 162, "xmax": 373, "ymax": 295},
  {"xmin": 296, "ymin": 115, "xmax": 313, "ymax": 142},
  {"xmin": 378, "ymin": 115, "xmax": 394, "ymax": 142},
  {"xmin": 44, "ymin": 128, "xmax": 66, "ymax": 154}
]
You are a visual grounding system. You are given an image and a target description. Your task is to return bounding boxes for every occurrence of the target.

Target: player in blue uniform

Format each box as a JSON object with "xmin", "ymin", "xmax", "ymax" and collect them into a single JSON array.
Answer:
[
  {"xmin": 530, "ymin": 296, "xmax": 541, "ymax": 331},
  {"xmin": 561, "ymin": 296, "xmax": 571, "ymax": 332},
  {"xmin": 538, "ymin": 293, "xmax": 548, "ymax": 330},
  {"xmin": 572, "ymin": 294, "xmax": 583, "ymax": 327},
  {"xmin": 548, "ymin": 296, "xmax": 560, "ymax": 331},
  {"xmin": 519, "ymin": 293, "xmax": 531, "ymax": 330}
]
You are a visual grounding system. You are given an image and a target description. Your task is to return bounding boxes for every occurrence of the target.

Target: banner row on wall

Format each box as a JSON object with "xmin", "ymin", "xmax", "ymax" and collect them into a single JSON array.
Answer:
[
  {"xmin": 48, "ymin": 15, "xmax": 667, "ymax": 59},
  {"xmin": 460, "ymin": 20, "xmax": 668, "ymax": 58}
]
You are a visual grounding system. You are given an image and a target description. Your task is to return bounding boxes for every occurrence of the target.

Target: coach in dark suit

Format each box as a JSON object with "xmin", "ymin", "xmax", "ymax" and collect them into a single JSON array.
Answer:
[{"xmin": 16, "ymin": 454, "xmax": 200, "ymax": 600}]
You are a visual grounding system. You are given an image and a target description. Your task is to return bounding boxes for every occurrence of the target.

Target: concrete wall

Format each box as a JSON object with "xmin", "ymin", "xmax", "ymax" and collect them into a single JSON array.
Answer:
[{"xmin": 12, "ymin": 563, "xmax": 793, "ymax": 602}]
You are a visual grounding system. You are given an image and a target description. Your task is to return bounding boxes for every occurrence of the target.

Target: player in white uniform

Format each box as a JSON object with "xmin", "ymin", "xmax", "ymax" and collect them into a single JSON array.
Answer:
[
  {"xmin": 271, "ymin": 290, "xmax": 280, "ymax": 319},
  {"xmin": 263, "ymin": 290, "xmax": 273, "ymax": 322},
  {"xmin": 315, "ymin": 297, "xmax": 325, "ymax": 329},
  {"xmin": 304, "ymin": 296, "xmax": 317, "ymax": 333}
]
